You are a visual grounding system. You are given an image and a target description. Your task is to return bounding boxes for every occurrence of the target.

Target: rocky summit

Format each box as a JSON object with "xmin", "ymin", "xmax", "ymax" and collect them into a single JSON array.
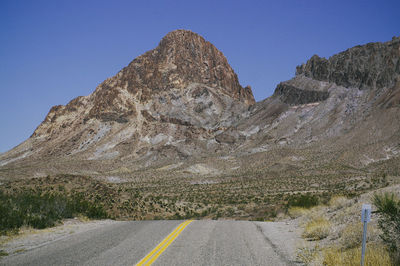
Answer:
[
  {"xmin": 2, "ymin": 30, "xmax": 255, "ymax": 173},
  {"xmin": 0, "ymin": 32, "xmax": 399, "ymax": 219}
]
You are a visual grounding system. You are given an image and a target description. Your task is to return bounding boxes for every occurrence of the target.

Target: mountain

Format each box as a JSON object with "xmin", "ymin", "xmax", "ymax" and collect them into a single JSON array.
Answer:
[
  {"xmin": 0, "ymin": 30, "xmax": 255, "ymax": 175},
  {"xmin": 0, "ymin": 32, "xmax": 399, "ymax": 220},
  {"xmin": 230, "ymin": 36, "xmax": 400, "ymax": 162}
]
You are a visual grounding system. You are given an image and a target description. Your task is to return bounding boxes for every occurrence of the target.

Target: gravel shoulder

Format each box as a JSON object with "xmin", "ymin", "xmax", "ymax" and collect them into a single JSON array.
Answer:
[{"xmin": 255, "ymin": 220, "xmax": 306, "ymax": 264}]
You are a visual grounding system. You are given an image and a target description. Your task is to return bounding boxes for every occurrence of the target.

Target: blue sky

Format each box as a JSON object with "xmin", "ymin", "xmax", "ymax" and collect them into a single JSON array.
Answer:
[{"xmin": 0, "ymin": 0, "xmax": 399, "ymax": 152}]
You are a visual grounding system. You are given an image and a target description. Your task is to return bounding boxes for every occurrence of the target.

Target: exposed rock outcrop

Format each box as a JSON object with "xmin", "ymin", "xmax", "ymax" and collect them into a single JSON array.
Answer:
[
  {"xmin": 296, "ymin": 36, "xmax": 400, "ymax": 90},
  {"xmin": 274, "ymin": 82, "xmax": 329, "ymax": 105},
  {"xmin": 100, "ymin": 29, "xmax": 255, "ymax": 106}
]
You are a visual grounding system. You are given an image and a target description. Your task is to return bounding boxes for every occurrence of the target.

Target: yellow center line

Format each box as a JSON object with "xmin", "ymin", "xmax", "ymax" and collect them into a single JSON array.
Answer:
[{"xmin": 135, "ymin": 220, "xmax": 193, "ymax": 266}]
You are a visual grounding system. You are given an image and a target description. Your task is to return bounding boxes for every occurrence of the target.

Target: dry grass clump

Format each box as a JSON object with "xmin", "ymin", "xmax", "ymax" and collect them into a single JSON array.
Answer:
[
  {"xmin": 328, "ymin": 196, "xmax": 349, "ymax": 210},
  {"xmin": 296, "ymin": 244, "xmax": 320, "ymax": 264},
  {"xmin": 288, "ymin": 206, "xmax": 310, "ymax": 218},
  {"xmin": 302, "ymin": 216, "xmax": 331, "ymax": 240},
  {"xmin": 340, "ymin": 222, "xmax": 364, "ymax": 249},
  {"xmin": 340, "ymin": 222, "xmax": 380, "ymax": 250},
  {"xmin": 323, "ymin": 243, "xmax": 391, "ymax": 266},
  {"xmin": 296, "ymin": 189, "xmax": 400, "ymax": 265}
]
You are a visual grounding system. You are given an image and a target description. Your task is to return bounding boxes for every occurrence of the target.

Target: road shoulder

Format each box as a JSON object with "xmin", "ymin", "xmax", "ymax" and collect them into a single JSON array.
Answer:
[{"xmin": 255, "ymin": 219, "xmax": 307, "ymax": 265}]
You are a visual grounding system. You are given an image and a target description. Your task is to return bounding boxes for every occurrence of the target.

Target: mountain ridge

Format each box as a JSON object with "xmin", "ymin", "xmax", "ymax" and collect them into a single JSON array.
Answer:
[
  {"xmin": 0, "ymin": 32, "xmax": 399, "ymax": 184},
  {"xmin": 296, "ymin": 36, "xmax": 400, "ymax": 90}
]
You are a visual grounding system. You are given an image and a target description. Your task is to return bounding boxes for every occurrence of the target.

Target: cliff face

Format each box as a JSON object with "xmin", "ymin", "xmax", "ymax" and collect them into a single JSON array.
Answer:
[
  {"xmin": 273, "ymin": 82, "xmax": 329, "ymax": 105},
  {"xmin": 296, "ymin": 37, "xmax": 400, "ymax": 90}
]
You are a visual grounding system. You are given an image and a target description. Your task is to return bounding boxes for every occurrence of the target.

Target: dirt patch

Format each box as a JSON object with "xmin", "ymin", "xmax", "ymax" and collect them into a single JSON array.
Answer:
[{"xmin": 183, "ymin": 164, "xmax": 220, "ymax": 175}]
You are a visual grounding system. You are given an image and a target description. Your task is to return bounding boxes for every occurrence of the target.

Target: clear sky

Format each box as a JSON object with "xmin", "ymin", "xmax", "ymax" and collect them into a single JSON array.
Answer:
[{"xmin": 0, "ymin": 0, "xmax": 399, "ymax": 153}]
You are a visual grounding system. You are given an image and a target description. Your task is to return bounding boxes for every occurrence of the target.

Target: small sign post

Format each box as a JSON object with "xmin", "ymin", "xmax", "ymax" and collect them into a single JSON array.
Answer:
[{"xmin": 361, "ymin": 204, "xmax": 371, "ymax": 266}]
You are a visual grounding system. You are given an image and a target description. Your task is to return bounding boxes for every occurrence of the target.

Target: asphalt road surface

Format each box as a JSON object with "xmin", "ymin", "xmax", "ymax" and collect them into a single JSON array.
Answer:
[{"xmin": 1, "ymin": 220, "xmax": 301, "ymax": 266}]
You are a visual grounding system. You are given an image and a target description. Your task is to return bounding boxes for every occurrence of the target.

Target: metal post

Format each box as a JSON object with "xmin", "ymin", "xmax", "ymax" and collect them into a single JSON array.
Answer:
[
  {"xmin": 361, "ymin": 209, "xmax": 368, "ymax": 266},
  {"xmin": 360, "ymin": 204, "xmax": 371, "ymax": 266}
]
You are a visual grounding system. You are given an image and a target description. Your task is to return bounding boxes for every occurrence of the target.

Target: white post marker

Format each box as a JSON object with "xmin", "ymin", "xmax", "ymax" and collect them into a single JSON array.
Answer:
[{"xmin": 361, "ymin": 204, "xmax": 371, "ymax": 266}]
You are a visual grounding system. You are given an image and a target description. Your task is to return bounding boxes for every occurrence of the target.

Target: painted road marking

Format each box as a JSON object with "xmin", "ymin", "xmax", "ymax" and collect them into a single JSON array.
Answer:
[{"xmin": 136, "ymin": 220, "xmax": 193, "ymax": 266}]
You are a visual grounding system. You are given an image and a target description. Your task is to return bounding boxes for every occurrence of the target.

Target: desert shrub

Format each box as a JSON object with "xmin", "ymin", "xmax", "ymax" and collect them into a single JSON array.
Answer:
[
  {"xmin": 323, "ymin": 244, "xmax": 391, "ymax": 266},
  {"xmin": 288, "ymin": 194, "xmax": 319, "ymax": 209},
  {"xmin": 288, "ymin": 206, "xmax": 310, "ymax": 218},
  {"xmin": 328, "ymin": 196, "xmax": 349, "ymax": 210},
  {"xmin": 340, "ymin": 222, "xmax": 380, "ymax": 250},
  {"xmin": 296, "ymin": 244, "xmax": 320, "ymax": 264},
  {"xmin": 373, "ymin": 192, "xmax": 400, "ymax": 263},
  {"xmin": 340, "ymin": 223, "xmax": 364, "ymax": 249},
  {"xmin": 302, "ymin": 216, "xmax": 331, "ymax": 240},
  {"xmin": 0, "ymin": 190, "xmax": 108, "ymax": 234}
]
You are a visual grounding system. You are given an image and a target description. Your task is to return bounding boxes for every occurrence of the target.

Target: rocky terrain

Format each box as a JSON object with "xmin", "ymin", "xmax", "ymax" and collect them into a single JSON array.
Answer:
[
  {"xmin": 0, "ymin": 30, "xmax": 399, "ymax": 220},
  {"xmin": 0, "ymin": 30, "xmax": 255, "ymax": 174}
]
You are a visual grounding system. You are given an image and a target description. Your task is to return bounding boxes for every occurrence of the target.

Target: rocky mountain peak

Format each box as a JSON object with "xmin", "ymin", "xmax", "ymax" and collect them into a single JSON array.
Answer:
[
  {"xmin": 159, "ymin": 29, "xmax": 204, "ymax": 47},
  {"xmin": 118, "ymin": 29, "xmax": 255, "ymax": 105},
  {"xmin": 25, "ymin": 30, "xmax": 256, "ymax": 161}
]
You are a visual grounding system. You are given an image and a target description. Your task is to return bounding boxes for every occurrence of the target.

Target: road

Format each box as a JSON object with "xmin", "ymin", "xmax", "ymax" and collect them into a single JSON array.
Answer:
[{"xmin": 0, "ymin": 220, "xmax": 302, "ymax": 266}]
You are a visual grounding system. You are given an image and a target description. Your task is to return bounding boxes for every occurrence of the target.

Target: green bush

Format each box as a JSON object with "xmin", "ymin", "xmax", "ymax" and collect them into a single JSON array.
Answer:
[
  {"xmin": 373, "ymin": 192, "xmax": 400, "ymax": 264},
  {"xmin": 0, "ymin": 190, "xmax": 108, "ymax": 234},
  {"xmin": 287, "ymin": 194, "xmax": 319, "ymax": 209}
]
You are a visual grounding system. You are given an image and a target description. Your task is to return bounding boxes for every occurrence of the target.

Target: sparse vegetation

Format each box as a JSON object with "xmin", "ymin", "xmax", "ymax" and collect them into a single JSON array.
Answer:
[
  {"xmin": 296, "ymin": 244, "xmax": 320, "ymax": 264},
  {"xmin": 340, "ymin": 223, "xmax": 364, "ymax": 249},
  {"xmin": 292, "ymin": 185, "xmax": 400, "ymax": 265},
  {"xmin": 0, "ymin": 189, "xmax": 108, "ymax": 235},
  {"xmin": 0, "ymin": 151, "xmax": 397, "ymax": 242},
  {"xmin": 288, "ymin": 194, "xmax": 319, "ymax": 209},
  {"xmin": 1, "ymin": 143, "xmax": 395, "ymax": 223},
  {"xmin": 302, "ymin": 216, "xmax": 331, "ymax": 240},
  {"xmin": 328, "ymin": 195, "xmax": 349, "ymax": 210},
  {"xmin": 288, "ymin": 206, "xmax": 310, "ymax": 218},
  {"xmin": 322, "ymin": 244, "xmax": 391, "ymax": 266},
  {"xmin": 373, "ymin": 192, "xmax": 400, "ymax": 264}
]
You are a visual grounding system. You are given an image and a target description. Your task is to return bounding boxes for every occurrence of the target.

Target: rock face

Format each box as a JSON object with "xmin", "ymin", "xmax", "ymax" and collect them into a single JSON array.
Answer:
[
  {"xmin": 134, "ymin": 30, "xmax": 255, "ymax": 105},
  {"xmin": 296, "ymin": 37, "xmax": 400, "ymax": 90},
  {"xmin": 274, "ymin": 82, "xmax": 329, "ymax": 105}
]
